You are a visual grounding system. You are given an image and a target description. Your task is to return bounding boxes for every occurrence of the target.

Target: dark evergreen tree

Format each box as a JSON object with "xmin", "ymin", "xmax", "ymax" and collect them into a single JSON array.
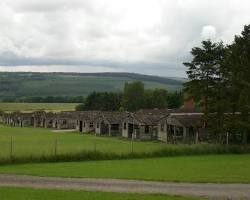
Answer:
[
  {"xmin": 226, "ymin": 25, "xmax": 250, "ymax": 144},
  {"xmin": 183, "ymin": 40, "xmax": 226, "ymax": 128}
]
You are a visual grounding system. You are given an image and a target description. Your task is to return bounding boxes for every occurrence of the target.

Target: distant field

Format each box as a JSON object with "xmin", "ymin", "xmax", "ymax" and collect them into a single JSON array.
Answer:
[
  {"xmin": 0, "ymin": 103, "xmax": 78, "ymax": 112},
  {"xmin": 0, "ymin": 187, "xmax": 201, "ymax": 200},
  {"xmin": 0, "ymin": 154, "xmax": 249, "ymax": 183}
]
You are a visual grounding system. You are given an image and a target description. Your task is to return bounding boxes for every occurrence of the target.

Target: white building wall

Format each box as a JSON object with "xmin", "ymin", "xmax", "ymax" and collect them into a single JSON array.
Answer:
[
  {"xmin": 95, "ymin": 122, "xmax": 101, "ymax": 135},
  {"xmin": 82, "ymin": 122, "xmax": 95, "ymax": 133},
  {"xmin": 158, "ymin": 123, "xmax": 167, "ymax": 142},
  {"xmin": 122, "ymin": 122, "xmax": 128, "ymax": 138}
]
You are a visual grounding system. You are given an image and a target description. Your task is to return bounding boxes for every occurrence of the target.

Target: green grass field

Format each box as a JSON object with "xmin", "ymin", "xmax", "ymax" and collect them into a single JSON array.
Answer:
[
  {"xmin": 1, "ymin": 125, "xmax": 247, "ymax": 163},
  {"xmin": 0, "ymin": 187, "xmax": 202, "ymax": 200},
  {"xmin": 1, "ymin": 125, "xmax": 249, "ymax": 183},
  {"xmin": 0, "ymin": 103, "xmax": 78, "ymax": 112},
  {"xmin": 0, "ymin": 125, "xmax": 167, "ymax": 159},
  {"xmin": 0, "ymin": 154, "xmax": 249, "ymax": 183}
]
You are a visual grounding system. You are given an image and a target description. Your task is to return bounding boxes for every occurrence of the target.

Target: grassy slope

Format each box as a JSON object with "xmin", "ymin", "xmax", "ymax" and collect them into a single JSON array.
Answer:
[
  {"xmin": 0, "ymin": 72, "xmax": 183, "ymax": 99},
  {"xmin": 0, "ymin": 125, "xmax": 167, "ymax": 159},
  {"xmin": 0, "ymin": 187, "xmax": 202, "ymax": 200},
  {"xmin": 0, "ymin": 103, "xmax": 78, "ymax": 112},
  {"xmin": 0, "ymin": 154, "xmax": 249, "ymax": 183}
]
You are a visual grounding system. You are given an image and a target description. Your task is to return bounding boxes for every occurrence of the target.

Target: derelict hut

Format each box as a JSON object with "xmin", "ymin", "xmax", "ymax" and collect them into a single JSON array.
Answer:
[
  {"xmin": 1, "ymin": 113, "xmax": 6, "ymax": 124},
  {"xmin": 2, "ymin": 113, "xmax": 11, "ymax": 125},
  {"xmin": 2, "ymin": 112, "xmax": 21, "ymax": 126},
  {"xmin": 0, "ymin": 111, "xmax": 4, "ymax": 123},
  {"xmin": 77, "ymin": 111, "xmax": 100, "ymax": 133},
  {"xmin": 54, "ymin": 111, "xmax": 77, "ymax": 130},
  {"xmin": 131, "ymin": 113, "xmax": 159, "ymax": 140},
  {"xmin": 6, "ymin": 112, "xmax": 15, "ymax": 126},
  {"xmin": 18, "ymin": 112, "xmax": 33, "ymax": 127},
  {"xmin": 122, "ymin": 112, "xmax": 139, "ymax": 139},
  {"xmin": 95, "ymin": 112, "xmax": 126, "ymax": 136},
  {"xmin": 157, "ymin": 115, "xmax": 169, "ymax": 142},
  {"xmin": 3, "ymin": 112, "xmax": 14, "ymax": 126},
  {"xmin": 157, "ymin": 109, "xmax": 202, "ymax": 143},
  {"xmin": 122, "ymin": 109, "xmax": 169, "ymax": 140},
  {"xmin": 166, "ymin": 113, "xmax": 203, "ymax": 143},
  {"xmin": 8, "ymin": 113, "xmax": 16, "ymax": 126},
  {"xmin": 9, "ymin": 111, "xmax": 21, "ymax": 127},
  {"xmin": 41, "ymin": 112, "xmax": 56, "ymax": 128},
  {"xmin": 31, "ymin": 111, "xmax": 46, "ymax": 128}
]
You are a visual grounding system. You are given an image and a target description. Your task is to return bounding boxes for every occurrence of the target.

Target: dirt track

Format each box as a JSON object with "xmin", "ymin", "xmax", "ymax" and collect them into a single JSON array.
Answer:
[{"xmin": 0, "ymin": 174, "xmax": 250, "ymax": 200}]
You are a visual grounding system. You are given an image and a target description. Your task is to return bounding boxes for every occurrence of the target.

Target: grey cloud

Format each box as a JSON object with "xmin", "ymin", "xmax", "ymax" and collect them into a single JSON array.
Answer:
[
  {"xmin": 0, "ymin": 0, "xmax": 250, "ymax": 77},
  {"xmin": 0, "ymin": 51, "xmax": 185, "ymax": 76}
]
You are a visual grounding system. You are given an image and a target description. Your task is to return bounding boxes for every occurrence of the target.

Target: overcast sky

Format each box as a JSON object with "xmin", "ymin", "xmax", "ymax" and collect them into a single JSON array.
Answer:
[{"xmin": 0, "ymin": 0, "xmax": 249, "ymax": 77}]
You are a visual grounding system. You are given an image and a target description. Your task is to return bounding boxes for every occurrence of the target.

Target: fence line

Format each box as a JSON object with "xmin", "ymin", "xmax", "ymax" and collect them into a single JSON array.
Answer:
[
  {"xmin": 10, "ymin": 136, "xmax": 13, "ymax": 160},
  {"xmin": 1, "ymin": 134, "xmax": 250, "ymax": 165},
  {"xmin": 54, "ymin": 137, "xmax": 58, "ymax": 156}
]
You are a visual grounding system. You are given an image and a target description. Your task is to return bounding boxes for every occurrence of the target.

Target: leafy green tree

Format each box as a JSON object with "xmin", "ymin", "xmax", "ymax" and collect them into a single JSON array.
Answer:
[
  {"xmin": 167, "ymin": 91, "xmax": 183, "ymax": 109},
  {"xmin": 122, "ymin": 81, "xmax": 145, "ymax": 111},
  {"xmin": 76, "ymin": 81, "xmax": 180, "ymax": 112},
  {"xmin": 144, "ymin": 89, "xmax": 168, "ymax": 109},
  {"xmin": 76, "ymin": 92, "xmax": 122, "ymax": 111}
]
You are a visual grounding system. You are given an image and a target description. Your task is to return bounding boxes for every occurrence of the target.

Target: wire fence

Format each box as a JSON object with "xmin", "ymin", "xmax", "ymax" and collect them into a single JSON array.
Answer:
[
  {"xmin": 0, "ymin": 135, "xmax": 138, "ymax": 163},
  {"xmin": 1, "ymin": 135, "xmax": 250, "ymax": 165}
]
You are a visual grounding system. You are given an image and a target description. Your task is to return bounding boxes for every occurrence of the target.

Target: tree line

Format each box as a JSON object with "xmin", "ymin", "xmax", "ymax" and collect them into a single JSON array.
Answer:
[
  {"xmin": 1, "ymin": 82, "xmax": 182, "ymax": 110},
  {"xmin": 184, "ymin": 24, "xmax": 250, "ymax": 144},
  {"xmin": 76, "ymin": 81, "xmax": 183, "ymax": 111}
]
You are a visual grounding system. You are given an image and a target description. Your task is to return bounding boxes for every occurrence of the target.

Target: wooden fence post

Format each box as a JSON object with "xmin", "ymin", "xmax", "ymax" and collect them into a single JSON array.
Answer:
[
  {"xmin": 94, "ymin": 133, "xmax": 97, "ymax": 153},
  {"xmin": 54, "ymin": 137, "xmax": 58, "ymax": 157},
  {"xmin": 10, "ymin": 136, "xmax": 13, "ymax": 161},
  {"xmin": 226, "ymin": 132, "xmax": 229, "ymax": 145},
  {"xmin": 195, "ymin": 131, "xmax": 199, "ymax": 144},
  {"xmin": 131, "ymin": 132, "xmax": 134, "ymax": 154}
]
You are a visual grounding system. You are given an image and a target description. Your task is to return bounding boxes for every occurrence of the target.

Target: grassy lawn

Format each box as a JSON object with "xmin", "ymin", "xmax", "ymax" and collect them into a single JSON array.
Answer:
[
  {"xmin": 0, "ymin": 103, "xmax": 78, "ymax": 112},
  {"xmin": 0, "ymin": 187, "xmax": 202, "ymax": 200},
  {"xmin": 0, "ymin": 125, "xmax": 167, "ymax": 159},
  {"xmin": 0, "ymin": 154, "xmax": 249, "ymax": 183},
  {"xmin": 1, "ymin": 125, "xmax": 249, "ymax": 183}
]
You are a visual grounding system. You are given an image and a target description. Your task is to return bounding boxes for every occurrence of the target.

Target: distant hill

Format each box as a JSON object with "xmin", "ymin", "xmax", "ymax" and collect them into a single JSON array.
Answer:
[{"xmin": 0, "ymin": 72, "xmax": 184, "ymax": 100}]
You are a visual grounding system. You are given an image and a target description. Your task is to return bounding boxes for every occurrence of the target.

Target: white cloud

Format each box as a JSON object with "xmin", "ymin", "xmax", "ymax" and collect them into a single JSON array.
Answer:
[
  {"xmin": 0, "ymin": 0, "xmax": 250, "ymax": 77},
  {"xmin": 201, "ymin": 25, "xmax": 217, "ymax": 40}
]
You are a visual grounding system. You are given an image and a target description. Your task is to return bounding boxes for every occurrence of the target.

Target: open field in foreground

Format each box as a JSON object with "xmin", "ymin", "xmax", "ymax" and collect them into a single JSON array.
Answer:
[
  {"xmin": 0, "ymin": 125, "xmax": 250, "ymax": 164},
  {"xmin": 0, "ymin": 103, "xmax": 78, "ymax": 112},
  {"xmin": 0, "ymin": 187, "xmax": 202, "ymax": 200},
  {"xmin": 0, "ymin": 125, "xmax": 167, "ymax": 159},
  {"xmin": 0, "ymin": 154, "xmax": 250, "ymax": 183}
]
